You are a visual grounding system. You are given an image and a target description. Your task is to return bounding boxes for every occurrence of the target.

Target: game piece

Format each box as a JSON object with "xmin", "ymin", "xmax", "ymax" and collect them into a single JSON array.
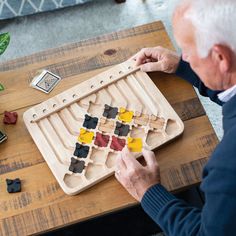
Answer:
[
  {"xmin": 0, "ymin": 83, "xmax": 4, "ymax": 91},
  {"xmin": 83, "ymin": 115, "xmax": 98, "ymax": 129},
  {"xmin": 103, "ymin": 104, "xmax": 118, "ymax": 119},
  {"xmin": 114, "ymin": 122, "xmax": 130, "ymax": 136},
  {"xmin": 3, "ymin": 111, "xmax": 18, "ymax": 124},
  {"xmin": 78, "ymin": 128, "xmax": 94, "ymax": 144},
  {"xmin": 69, "ymin": 157, "xmax": 85, "ymax": 174},
  {"xmin": 6, "ymin": 178, "xmax": 21, "ymax": 193},
  {"xmin": 94, "ymin": 132, "xmax": 110, "ymax": 147},
  {"xmin": 110, "ymin": 136, "xmax": 126, "ymax": 151},
  {"xmin": 73, "ymin": 143, "xmax": 90, "ymax": 158},
  {"xmin": 118, "ymin": 108, "xmax": 134, "ymax": 123},
  {"xmin": 30, "ymin": 70, "xmax": 61, "ymax": 94},
  {"xmin": 134, "ymin": 113, "xmax": 149, "ymax": 126},
  {"xmin": 127, "ymin": 137, "xmax": 142, "ymax": 152},
  {"xmin": 150, "ymin": 116, "xmax": 165, "ymax": 130},
  {"xmin": 0, "ymin": 130, "xmax": 7, "ymax": 143},
  {"xmin": 98, "ymin": 118, "xmax": 115, "ymax": 133}
]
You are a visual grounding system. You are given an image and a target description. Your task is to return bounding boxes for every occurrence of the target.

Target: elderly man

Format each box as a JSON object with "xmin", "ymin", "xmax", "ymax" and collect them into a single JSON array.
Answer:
[{"xmin": 115, "ymin": 0, "xmax": 236, "ymax": 235}]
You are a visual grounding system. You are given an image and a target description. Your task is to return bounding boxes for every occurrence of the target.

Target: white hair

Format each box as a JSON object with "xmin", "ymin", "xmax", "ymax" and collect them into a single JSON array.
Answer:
[{"xmin": 171, "ymin": 0, "xmax": 236, "ymax": 58}]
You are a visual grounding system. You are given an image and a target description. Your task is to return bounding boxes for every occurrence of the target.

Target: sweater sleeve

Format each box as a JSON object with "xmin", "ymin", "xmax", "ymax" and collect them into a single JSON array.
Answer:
[
  {"xmin": 141, "ymin": 129, "xmax": 236, "ymax": 236},
  {"xmin": 175, "ymin": 59, "xmax": 223, "ymax": 106}
]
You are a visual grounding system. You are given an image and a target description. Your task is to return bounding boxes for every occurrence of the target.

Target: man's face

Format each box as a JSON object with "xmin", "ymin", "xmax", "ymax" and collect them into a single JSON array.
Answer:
[{"xmin": 173, "ymin": 11, "xmax": 224, "ymax": 90}]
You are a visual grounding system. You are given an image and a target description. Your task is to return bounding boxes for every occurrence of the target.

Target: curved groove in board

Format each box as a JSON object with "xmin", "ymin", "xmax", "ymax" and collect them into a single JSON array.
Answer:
[
  {"xmin": 38, "ymin": 119, "xmax": 72, "ymax": 165},
  {"xmin": 59, "ymin": 108, "xmax": 82, "ymax": 135},
  {"xmin": 106, "ymin": 83, "xmax": 127, "ymax": 108},
  {"xmin": 69, "ymin": 103, "xmax": 87, "ymax": 121},
  {"xmin": 126, "ymin": 75, "xmax": 158, "ymax": 115},
  {"xmin": 93, "ymin": 89, "xmax": 112, "ymax": 106},
  {"xmin": 116, "ymin": 79, "xmax": 143, "ymax": 113},
  {"xmin": 48, "ymin": 114, "xmax": 77, "ymax": 148}
]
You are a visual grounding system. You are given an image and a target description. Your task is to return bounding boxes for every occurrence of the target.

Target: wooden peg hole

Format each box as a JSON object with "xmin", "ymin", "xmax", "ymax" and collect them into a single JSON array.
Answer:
[
  {"xmin": 119, "ymin": 71, "xmax": 123, "ymax": 74},
  {"xmin": 90, "ymin": 85, "xmax": 94, "ymax": 89},
  {"xmin": 128, "ymin": 66, "xmax": 132, "ymax": 69},
  {"xmin": 33, "ymin": 114, "xmax": 37, "ymax": 118},
  {"xmin": 53, "ymin": 104, "xmax": 57, "ymax": 108},
  {"xmin": 63, "ymin": 99, "xmax": 67, "ymax": 103},
  {"xmin": 72, "ymin": 94, "xmax": 77, "ymax": 98},
  {"xmin": 43, "ymin": 109, "xmax": 47, "ymax": 113},
  {"xmin": 109, "ymin": 75, "xmax": 113, "ymax": 79},
  {"xmin": 100, "ymin": 80, "xmax": 104, "ymax": 84}
]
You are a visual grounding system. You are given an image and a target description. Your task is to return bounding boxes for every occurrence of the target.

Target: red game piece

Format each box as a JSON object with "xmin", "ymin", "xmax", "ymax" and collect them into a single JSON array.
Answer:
[
  {"xmin": 94, "ymin": 132, "xmax": 110, "ymax": 147},
  {"xmin": 110, "ymin": 136, "xmax": 126, "ymax": 151},
  {"xmin": 3, "ymin": 111, "xmax": 18, "ymax": 124}
]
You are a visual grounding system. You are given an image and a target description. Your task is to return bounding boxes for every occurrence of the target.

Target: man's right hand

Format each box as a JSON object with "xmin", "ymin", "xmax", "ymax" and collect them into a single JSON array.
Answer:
[{"xmin": 132, "ymin": 46, "xmax": 181, "ymax": 73}]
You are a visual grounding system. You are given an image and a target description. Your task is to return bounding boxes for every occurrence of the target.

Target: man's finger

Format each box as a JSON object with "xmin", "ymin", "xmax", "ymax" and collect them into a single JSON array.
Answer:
[
  {"xmin": 116, "ymin": 152, "xmax": 127, "ymax": 171},
  {"xmin": 121, "ymin": 146, "xmax": 142, "ymax": 168},
  {"xmin": 140, "ymin": 61, "xmax": 163, "ymax": 72},
  {"xmin": 142, "ymin": 148, "xmax": 158, "ymax": 168}
]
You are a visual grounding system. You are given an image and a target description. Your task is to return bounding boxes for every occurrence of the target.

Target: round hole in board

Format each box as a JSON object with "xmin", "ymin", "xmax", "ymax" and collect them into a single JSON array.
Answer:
[
  {"xmin": 63, "ymin": 99, "xmax": 67, "ymax": 103},
  {"xmin": 119, "ymin": 71, "xmax": 123, "ymax": 74},
  {"xmin": 43, "ymin": 109, "xmax": 47, "ymax": 113},
  {"xmin": 33, "ymin": 114, "xmax": 37, "ymax": 118},
  {"xmin": 72, "ymin": 94, "xmax": 77, "ymax": 98},
  {"xmin": 90, "ymin": 85, "xmax": 94, "ymax": 89},
  {"xmin": 53, "ymin": 104, "xmax": 57, "ymax": 108},
  {"xmin": 128, "ymin": 66, "xmax": 132, "ymax": 70},
  {"xmin": 109, "ymin": 75, "xmax": 113, "ymax": 79},
  {"xmin": 100, "ymin": 80, "xmax": 104, "ymax": 84}
]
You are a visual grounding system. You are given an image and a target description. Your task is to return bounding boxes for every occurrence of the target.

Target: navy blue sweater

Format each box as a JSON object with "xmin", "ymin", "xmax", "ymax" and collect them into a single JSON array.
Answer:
[{"xmin": 141, "ymin": 59, "xmax": 236, "ymax": 236}]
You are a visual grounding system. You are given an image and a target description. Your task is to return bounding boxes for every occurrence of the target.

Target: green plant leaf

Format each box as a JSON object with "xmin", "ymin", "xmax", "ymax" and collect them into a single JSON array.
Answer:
[
  {"xmin": 0, "ymin": 83, "xmax": 4, "ymax": 91},
  {"xmin": 0, "ymin": 33, "xmax": 10, "ymax": 56}
]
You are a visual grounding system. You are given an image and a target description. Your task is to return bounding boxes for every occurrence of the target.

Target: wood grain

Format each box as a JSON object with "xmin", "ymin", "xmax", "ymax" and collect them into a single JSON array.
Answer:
[{"xmin": 0, "ymin": 21, "xmax": 217, "ymax": 235}]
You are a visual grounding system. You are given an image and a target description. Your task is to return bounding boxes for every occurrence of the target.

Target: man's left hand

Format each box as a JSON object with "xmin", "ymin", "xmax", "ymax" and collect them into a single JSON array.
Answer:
[{"xmin": 115, "ymin": 147, "xmax": 160, "ymax": 202}]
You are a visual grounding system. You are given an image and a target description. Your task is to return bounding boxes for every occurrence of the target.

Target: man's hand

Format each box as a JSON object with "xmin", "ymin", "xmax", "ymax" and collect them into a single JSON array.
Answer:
[
  {"xmin": 132, "ymin": 46, "xmax": 181, "ymax": 73},
  {"xmin": 115, "ymin": 147, "xmax": 160, "ymax": 202}
]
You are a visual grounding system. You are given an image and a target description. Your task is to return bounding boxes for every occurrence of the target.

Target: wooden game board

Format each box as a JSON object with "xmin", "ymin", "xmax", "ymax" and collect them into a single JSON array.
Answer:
[{"xmin": 23, "ymin": 59, "xmax": 184, "ymax": 195}]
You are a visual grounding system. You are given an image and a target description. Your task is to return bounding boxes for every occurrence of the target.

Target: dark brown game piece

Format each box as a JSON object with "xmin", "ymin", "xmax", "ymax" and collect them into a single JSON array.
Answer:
[
  {"xmin": 6, "ymin": 178, "xmax": 21, "ymax": 193},
  {"xmin": 3, "ymin": 111, "xmax": 18, "ymax": 124},
  {"xmin": 83, "ymin": 115, "xmax": 98, "ymax": 129},
  {"xmin": 103, "ymin": 104, "xmax": 118, "ymax": 119},
  {"xmin": 69, "ymin": 157, "xmax": 85, "ymax": 174},
  {"xmin": 73, "ymin": 143, "xmax": 90, "ymax": 158},
  {"xmin": 94, "ymin": 132, "xmax": 110, "ymax": 147},
  {"xmin": 0, "ymin": 130, "xmax": 7, "ymax": 144},
  {"xmin": 110, "ymin": 136, "xmax": 126, "ymax": 151},
  {"xmin": 114, "ymin": 122, "xmax": 130, "ymax": 136}
]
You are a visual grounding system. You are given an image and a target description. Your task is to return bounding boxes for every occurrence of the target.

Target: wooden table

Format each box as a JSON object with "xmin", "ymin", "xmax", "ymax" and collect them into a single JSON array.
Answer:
[{"xmin": 0, "ymin": 21, "xmax": 218, "ymax": 236}]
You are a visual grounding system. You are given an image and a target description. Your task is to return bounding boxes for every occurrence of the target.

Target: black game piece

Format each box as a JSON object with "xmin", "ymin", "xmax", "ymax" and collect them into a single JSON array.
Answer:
[
  {"xmin": 6, "ymin": 178, "xmax": 21, "ymax": 193},
  {"xmin": 0, "ymin": 130, "xmax": 7, "ymax": 144},
  {"xmin": 83, "ymin": 115, "xmax": 98, "ymax": 129},
  {"xmin": 73, "ymin": 143, "xmax": 90, "ymax": 158},
  {"xmin": 114, "ymin": 122, "xmax": 130, "ymax": 136},
  {"xmin": 69, "ymin": 157, "xmax": 85, "ymax": 174},
  {"xmin": 103, "ymin": 104, "xmax": 118, "ymax": 119}
]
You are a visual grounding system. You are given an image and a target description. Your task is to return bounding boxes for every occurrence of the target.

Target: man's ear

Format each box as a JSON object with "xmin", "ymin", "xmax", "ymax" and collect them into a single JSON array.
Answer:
[{"xmin": 211, "ymin": 45, "xmax": 232, "ymax": 73}]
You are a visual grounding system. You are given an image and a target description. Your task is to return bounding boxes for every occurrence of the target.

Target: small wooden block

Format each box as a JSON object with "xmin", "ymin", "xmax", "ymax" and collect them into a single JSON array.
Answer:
[
  {"xmin": 110, "ymin": 136, "xmax": 126, "ymax": 151},
  {"xmin": 103, "ymin": 104, "xmax": 118, "ymax": 119},
  {"xmin": 3, "ymin": 111, "xmax": 18, "ymax": 124},
  {"xmin": 69, "ymin": 157, "xmax": 85, "ymax": 174},
  {"xmin": 83, "ymin": 115, "xmax": 98, "ymax": 129},
  {"xmin": 134, "ymin": 113, "xmax": 149, "ymax": 126},
  {"xmin": 118, "ymin": 107, "xmax": 134, "ymax": 123},
  {"xmin": 127, "ymin": 137, "xmax": 142, "ymax": 152},
  {"xmin": 73, "ymin": 143, "xmax": 90, "ymax": 158},
  {"xmin": 114, "ymin": 122, "xmax": 130, "ymax": 136},
  {"xmin": 149, "ymin": 116, "xmax": 166, "ymax": 130},
  {"xmin": 6, "ymin": 178, "xmax": 21, "ymax": 193},
  {"xmin": 94, "ymin": 132, "xmax": 110, "ymax": 147},
  {"xmin": 98, "ymin": 118, "xmax": 115, "ymax": 133},
  {"xmin": 78, "ymin": 128, "xmax": 94, "ymax": 144}
]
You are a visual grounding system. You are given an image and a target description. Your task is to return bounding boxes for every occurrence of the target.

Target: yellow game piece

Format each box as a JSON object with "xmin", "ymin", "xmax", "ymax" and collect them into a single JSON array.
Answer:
[
  {"xmin": 118, "ymin": 107, "xmax": 134, "ymax": 123},
  {"xmin": 127, "ymin": 137, "xmax": 142, "ymax": 152},
  {"xmin": 78, "ymin": 128, "xmax": 94, "ymax": 144}
]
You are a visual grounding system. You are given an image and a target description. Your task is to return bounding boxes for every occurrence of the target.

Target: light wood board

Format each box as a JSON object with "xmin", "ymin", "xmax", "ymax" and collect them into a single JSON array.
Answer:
[{"xmin": 23, "ymin": 59, "xmax": 184, "ymax": 195}]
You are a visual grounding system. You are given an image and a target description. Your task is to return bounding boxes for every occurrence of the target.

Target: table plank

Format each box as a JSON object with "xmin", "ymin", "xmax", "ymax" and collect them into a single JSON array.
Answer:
[{"xmin": 0, "ymin": 21, "xmax": 217, "ymax": 235}]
